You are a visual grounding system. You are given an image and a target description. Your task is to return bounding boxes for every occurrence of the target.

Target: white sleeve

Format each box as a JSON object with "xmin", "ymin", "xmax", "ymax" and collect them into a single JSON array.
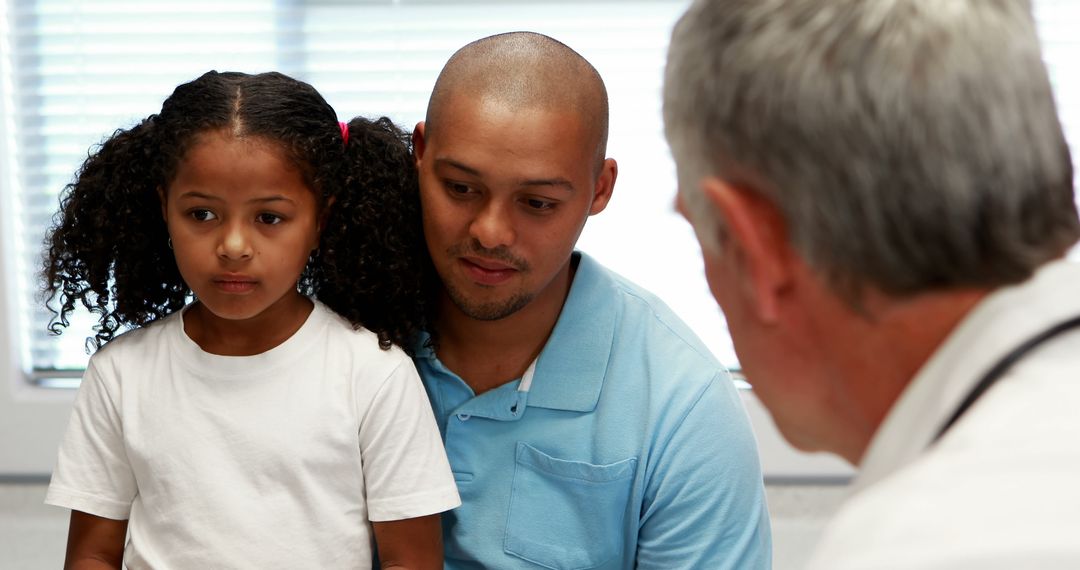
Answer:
[
  {"xmin": 358, "ymin": 357, "xmax": 460, "ymax": 522},
  {"xmin": 44, "ymin": 357, "xmax": 137, "ymax": 520}
]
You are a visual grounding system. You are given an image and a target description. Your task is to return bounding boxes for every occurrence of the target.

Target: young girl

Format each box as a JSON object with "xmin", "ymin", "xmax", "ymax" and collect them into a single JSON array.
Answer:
[{"xmin": 42, "ymin": 70, "xmax": 459, "ymax": 569}]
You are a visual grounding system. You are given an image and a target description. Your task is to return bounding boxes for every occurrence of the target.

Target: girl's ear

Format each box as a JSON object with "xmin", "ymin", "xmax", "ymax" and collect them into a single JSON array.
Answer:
[
  {"xmin": 157, "ymin": 187, "xmax": 168, "ymax": 221},
  {"xmin": 316, "ymin": 196, "xmax": 336, "ymax": 242}
]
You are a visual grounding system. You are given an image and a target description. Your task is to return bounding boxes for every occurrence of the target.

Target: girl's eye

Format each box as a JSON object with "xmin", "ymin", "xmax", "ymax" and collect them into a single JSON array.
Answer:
[
  {"xmin": 190, "ymin": 209, "xmax": 217, "ymax": 222},
  {"xmin": 257, "ymin": 213, "xmax": 283, "ymax": 225},
  {"xmin": 446, "ymin": 181, "xmax": 472, "ymax": 196}
]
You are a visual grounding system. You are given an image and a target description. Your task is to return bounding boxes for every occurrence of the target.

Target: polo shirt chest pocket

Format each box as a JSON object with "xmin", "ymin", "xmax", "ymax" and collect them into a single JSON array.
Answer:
[{"xmin": 504, "ymin": 442, "xmax": 638, "ymax": 569}]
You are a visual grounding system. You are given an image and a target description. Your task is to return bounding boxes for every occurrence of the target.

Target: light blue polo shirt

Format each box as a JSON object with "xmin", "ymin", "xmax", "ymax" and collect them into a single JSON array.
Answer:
[{"xmin": 415, "ymin": 252, "xmax": 772, "ymax": 569}]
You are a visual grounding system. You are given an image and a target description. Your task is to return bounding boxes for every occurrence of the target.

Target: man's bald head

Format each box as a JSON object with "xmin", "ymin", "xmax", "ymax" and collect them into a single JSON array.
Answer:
[{"xmin": 425, "ymin": 31, "xmax": 609, "ymax": 170}]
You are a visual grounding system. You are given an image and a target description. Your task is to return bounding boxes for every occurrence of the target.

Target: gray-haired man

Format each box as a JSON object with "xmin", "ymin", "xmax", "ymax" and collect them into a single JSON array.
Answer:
[{"xmin": 664, "ymin": 0, "xmax": 1080, "ymax": 567}]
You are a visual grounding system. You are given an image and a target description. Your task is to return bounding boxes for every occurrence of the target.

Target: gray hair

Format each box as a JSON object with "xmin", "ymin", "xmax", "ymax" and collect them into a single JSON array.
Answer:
[{"xmin": 664, "ymin": 0, "xmax": 1079, "ymax": 297}]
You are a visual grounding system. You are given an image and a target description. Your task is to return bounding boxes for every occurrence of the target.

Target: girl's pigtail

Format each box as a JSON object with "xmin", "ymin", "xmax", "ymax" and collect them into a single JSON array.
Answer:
[
  {"xmin": 43, "ymin": 116, "xmax": 187, "ymax": 349},
  {"xmin": 315, "ymin": 117, "xmax": 429, "ymax": 354}
]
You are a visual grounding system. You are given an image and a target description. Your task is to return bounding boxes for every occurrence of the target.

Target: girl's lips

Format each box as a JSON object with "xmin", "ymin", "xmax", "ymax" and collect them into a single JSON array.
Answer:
[{"xmin": 213, "ymin": 279, "xmax": 257, "ymax": 294}]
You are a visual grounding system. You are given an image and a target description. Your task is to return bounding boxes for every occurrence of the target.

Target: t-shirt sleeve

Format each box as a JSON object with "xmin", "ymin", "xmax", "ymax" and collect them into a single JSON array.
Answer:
[
  {"xmin": 635, "ymin": 372, "xmax": 773, "ymax": 569},
  {"xmin": 358, "ymin": 356, "xmax": 461, "ymax": 522},
  {"xmin": 44, "ymin": 357, "xmax": 137, "ymax": 520}
]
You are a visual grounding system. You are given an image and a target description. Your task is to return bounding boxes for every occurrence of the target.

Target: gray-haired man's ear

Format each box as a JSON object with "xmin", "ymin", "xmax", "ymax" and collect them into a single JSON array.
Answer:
[{"xmin": 702, "ymin": 177, "xmax": 792, "ymax": 324}]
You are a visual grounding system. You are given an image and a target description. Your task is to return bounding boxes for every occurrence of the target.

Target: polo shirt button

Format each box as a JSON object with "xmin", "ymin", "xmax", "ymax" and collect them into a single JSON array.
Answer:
[{"xmin": 457, "ymin": 413, "xmax": 471, "ymax": 422}]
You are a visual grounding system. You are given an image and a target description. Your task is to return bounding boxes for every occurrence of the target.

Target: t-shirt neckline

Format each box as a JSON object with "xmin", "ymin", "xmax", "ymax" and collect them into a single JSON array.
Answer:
[{"xmin": 171, "ymin": 299, "xmax": 331, "ymax": 378}]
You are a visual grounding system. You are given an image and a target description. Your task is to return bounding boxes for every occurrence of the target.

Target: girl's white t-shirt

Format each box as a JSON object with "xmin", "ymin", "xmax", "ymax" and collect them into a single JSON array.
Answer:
[{"xmin": 45, "ymin": 301, "xmax": 460, "ymax": 569}]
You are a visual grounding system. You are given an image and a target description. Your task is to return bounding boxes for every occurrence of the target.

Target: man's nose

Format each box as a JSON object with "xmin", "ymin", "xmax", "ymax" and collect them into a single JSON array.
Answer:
[{"xmin": 469, "ymin": 200, "xmax": 515, "ymax": 250}]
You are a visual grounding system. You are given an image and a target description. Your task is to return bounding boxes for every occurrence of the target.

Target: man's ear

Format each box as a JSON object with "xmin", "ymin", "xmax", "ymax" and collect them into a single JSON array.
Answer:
[
  {"xmin": 588, "ymin": 158, "xmax": 618, "ymax": 216},
  {"xmin": 412, "ymin": 122, "xmax": 427, "ymax": 167},
  {"xmin": 701, "ymin": 176, "xmax": 792, "ymax": 323}
]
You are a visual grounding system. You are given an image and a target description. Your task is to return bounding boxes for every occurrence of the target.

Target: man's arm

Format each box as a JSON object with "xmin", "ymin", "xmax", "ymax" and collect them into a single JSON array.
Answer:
[
  {"xmin": 63, "ymin": 510, "xmax": 128, "ymax": 570},
  {"xmin": 636, "ymin": 375, "xmax": 772, "ymax": 569},
  {"xmin": 372, "ymin": 514, "xmax": 443, "ymax": 570}
]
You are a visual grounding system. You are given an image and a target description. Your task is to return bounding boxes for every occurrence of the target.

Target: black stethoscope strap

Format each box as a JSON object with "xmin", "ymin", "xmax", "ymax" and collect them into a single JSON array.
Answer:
[{"xmin": 931, "ymin": 315, "xmax": 1080, "ymax": 444}]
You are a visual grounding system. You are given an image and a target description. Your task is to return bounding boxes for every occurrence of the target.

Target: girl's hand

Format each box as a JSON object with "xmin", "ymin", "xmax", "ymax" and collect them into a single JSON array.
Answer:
[
  {"xmin": 372, "ymin": 513, "xmax": 444, "ymax": 569},
  {"xmin": 64, "ymin": 510, "xmax": 127, "ymax": 569}
]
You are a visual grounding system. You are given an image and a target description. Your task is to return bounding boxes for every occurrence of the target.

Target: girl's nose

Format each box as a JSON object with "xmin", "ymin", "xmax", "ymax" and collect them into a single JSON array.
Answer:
[{"xmin": 217, "ymin": 222, "xmax": 254, "ymax": 260}]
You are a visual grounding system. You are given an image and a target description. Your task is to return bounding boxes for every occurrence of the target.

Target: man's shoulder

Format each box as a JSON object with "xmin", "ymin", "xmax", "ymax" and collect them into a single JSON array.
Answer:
[
  {"xmin": 564, "ymin": 254, "xmax": 737, "ymax": 421},
  {"xmin": 580, "ymin": 254, "xmax": 721, "ymax": 371},
  {"xmin": 810, "ymin": 417, "xmax": 1080, "ymax": 569}
]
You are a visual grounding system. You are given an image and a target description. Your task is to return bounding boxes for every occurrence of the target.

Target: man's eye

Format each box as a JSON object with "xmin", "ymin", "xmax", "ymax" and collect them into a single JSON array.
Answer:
[
  {"xmin": 190, "ymin": 209, "xmax": 217, "ymax": 222},
  {"xmin": 525, "ymin": 198, "xmax": 556, "ymax": 211},
  {"xmin": 257, "ymin": 213, "xmax": 283, "ymax": 225}
]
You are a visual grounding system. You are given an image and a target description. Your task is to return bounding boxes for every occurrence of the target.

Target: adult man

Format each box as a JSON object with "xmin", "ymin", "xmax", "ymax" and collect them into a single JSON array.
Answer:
[
  {"xmin": 411, "ymin": 32, "xmax": 771, "ymax": 568},
  {"xmin": 664, "ymin": 0, "xmax": 1080, "ymax": 567}
]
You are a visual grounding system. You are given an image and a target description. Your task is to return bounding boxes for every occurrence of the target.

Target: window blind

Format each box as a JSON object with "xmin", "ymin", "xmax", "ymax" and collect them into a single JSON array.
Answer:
[
  {"xmin": 2, "ymin": 0, "xmax": 1078, "ymax": 386},
  {"xmin": 0, "ymin": 0, "xmax": 711, "ymax": 385}
]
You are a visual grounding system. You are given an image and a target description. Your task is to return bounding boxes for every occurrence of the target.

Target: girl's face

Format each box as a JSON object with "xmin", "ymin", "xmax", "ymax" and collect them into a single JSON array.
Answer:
[{"xmin": 161, "ymin": 129, "xmax": 321, "ymax": 341}]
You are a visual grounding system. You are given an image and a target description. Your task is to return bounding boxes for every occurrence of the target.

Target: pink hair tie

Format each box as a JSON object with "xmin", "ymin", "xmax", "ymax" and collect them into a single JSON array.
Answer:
[{"xmin": 338, "ymin": 121, "xmax": 349, "ymax": 146}]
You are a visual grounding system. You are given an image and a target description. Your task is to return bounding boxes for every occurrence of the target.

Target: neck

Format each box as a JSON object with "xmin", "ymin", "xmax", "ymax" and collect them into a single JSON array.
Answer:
[
  {"xmin": 435, "ymin": 260, "xmax": 574, "ymax": 394},
  {"xmin": 183, "ymin": 294, "xmax": 313, "ymax": 356},
  {"xmin": 819, "ymin": 286, "xmax": 989, "ymax": 464}
]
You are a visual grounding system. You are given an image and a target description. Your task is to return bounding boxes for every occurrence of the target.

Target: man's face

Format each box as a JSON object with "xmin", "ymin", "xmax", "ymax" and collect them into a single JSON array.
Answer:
[
  {"xmin": 414, "ymin": 95, "xmax": 614, "ymax": 321},
  {"xmin": 677, "ymin": 184, "xmax": 830, "ymax": 453}
]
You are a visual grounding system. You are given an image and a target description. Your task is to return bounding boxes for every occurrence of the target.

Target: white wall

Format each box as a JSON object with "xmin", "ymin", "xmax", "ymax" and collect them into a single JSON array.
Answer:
[
  {"xmin": 1, "ymin": 480, "xmax": 849, "ymax": 569},
  {"xmin": 0, "ymin": 89, "xmax": 78, "ymax": 476},
  {"xmin": 0, "ymin": 5, "xmax": 75, "ymax": 471},
  {"xmin": 0, "ymin": 255, "xmax": 76, "ymax": 477}
]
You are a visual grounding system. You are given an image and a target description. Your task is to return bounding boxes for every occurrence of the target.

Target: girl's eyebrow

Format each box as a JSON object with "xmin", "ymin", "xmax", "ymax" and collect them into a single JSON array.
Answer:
[
  {"xmin": 250, "ymin": 195, "xmax": 294, "ymax": 204},
  {"xmin": 176, "ymin": 191, "xmax": 294, "ymax": 204},
  {"xmin": 176, "ymin": 191, "xmax": 222, "ymax": 201}
]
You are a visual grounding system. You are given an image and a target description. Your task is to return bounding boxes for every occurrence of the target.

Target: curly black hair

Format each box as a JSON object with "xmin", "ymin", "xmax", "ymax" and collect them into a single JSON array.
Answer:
[{"xmin": 42, "ymin": 70, "xmax": 429, "ymax": 354}]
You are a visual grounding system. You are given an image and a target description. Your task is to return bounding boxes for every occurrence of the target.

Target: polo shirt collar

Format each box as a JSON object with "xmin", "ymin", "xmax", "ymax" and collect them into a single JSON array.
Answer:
[
  {"xmin": 414, "ymin": 331, "xmax": 436, "ymax": 359},
  {"xmin": 414, "ymin": 251, "xmax": 616, "ymax": 414},
  {"xmin": 525, "ymin": 251, "xmax": 616, "ymax": 412}
]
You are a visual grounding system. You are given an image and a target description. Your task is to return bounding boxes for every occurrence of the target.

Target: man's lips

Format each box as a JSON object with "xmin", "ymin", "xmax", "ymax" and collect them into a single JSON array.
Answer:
[
  {"xmin": 462, "ymin": 256, "xmax": 515, "ymax": 271},
  {"xmin": 460, "ymin": 256, "xmax": 518, "ymax": 285}
]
